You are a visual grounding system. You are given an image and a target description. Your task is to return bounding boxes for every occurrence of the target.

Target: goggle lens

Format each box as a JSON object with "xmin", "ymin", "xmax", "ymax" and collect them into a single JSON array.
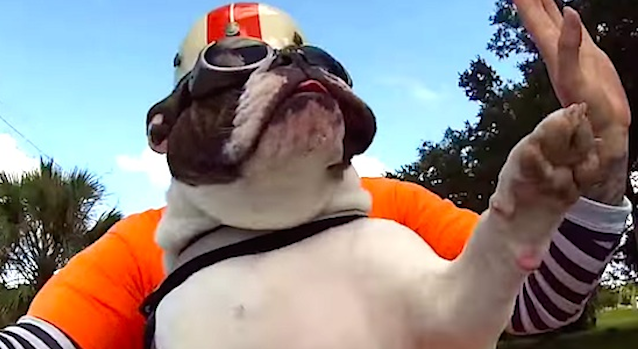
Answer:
[
  {"xmin": 200, "ymin": 38, "xmax": 352, "ymax": 86},
  {"xmin": 202, "ymin": 38, "xmax": 271, "ymax": 68},
  {"xmin": 300, "ymin": 46, "xmax": 352, "ymax": 87}
]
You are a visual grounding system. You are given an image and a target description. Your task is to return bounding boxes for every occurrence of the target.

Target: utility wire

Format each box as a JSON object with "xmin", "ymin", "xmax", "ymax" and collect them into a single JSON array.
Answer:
[
  {"xmin": 0, "ymin": 108, "xmax": 49, "ymax": 159},
  {"xmin": 0, "ymin": 101, "xmax": 115, "ymax": 183}
]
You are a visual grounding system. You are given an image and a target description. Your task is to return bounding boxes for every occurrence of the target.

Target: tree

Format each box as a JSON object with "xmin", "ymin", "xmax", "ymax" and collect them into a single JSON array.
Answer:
[
  {"xmin": 0, "ymin": 158, "xmax": 122, "ymax": 325},
  {"xmin": 390, "ymin": 0, "xmax": 638, "ymax": 333},
  {"xmin": 488, "ymin": 0, "xmax": 638, "ymax": 269},
  {"xmin": 389, "ymin": 53, "xmax": 560, "ymax": 214},
  {"xmin": 593, "ymin": 286, "xmax": 619, "ymax": 311}
]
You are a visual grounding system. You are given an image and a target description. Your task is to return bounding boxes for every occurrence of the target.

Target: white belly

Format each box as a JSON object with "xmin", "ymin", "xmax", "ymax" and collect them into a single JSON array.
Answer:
[
  {"xmin": 154, "ymin": 217, "xmax": 513, "ymax": 349},
  {"xmin": 155, "ymin": 218, "xmax": 429, "ymax": 349}
]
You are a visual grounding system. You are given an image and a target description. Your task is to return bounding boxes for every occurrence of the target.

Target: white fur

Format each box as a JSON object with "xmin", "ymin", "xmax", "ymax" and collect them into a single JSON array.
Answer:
[
  {"xmin": 157, "ymin": 166, "xmax": 370, "ymax": 271},
  {"xmin": 223, "ymin": 58, "xmax": 283, "ymax": 162},
  {"xmin": 154, "ymin": 71, "xmax": 598, "ymax": 349}
]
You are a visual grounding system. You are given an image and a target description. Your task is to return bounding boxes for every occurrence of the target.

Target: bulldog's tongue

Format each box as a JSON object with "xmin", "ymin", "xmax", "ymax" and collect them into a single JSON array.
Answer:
[{"xmin": 295, "ymin": 80, "xmax": 329, "ymax": 93}]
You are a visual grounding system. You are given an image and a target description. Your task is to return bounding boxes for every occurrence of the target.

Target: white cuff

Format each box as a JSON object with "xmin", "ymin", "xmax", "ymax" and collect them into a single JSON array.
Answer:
[{"xmin": 564, "ymin": 196, "xmax": 632, "ymax": 234}]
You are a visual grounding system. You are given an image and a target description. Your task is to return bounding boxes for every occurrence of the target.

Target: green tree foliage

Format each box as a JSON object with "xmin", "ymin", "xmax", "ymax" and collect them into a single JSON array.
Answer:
[
  {"xmin": 0, "ymin": 158, "xmax": 122, "ymax": 325},
  {"xmin": 389, "ymin": 0, "xmax": 638, "ymax": 333},
  {"xmin": 594, "ymin": 286, "xmax": 620, "ymax": 310}
]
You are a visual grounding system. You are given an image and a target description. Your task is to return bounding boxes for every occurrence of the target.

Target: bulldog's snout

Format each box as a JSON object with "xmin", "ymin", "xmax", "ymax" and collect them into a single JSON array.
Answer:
[{"xmin": 267, "ymin": 48, "xmax": 308, "ymax": 72}]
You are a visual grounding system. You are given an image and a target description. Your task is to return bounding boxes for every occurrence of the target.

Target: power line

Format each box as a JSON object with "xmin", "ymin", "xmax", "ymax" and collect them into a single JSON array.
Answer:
[
  {"xmin": 0, "ymin": 102, "xmax": 117, "ymax": 186},
  {"xmin": 0, "ymin": 111, "xmax": 49, "ymax": 158}
]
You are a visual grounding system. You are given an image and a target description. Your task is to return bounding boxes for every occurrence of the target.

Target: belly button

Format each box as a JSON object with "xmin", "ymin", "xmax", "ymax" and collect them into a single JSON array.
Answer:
[{"xmin": 234, "ymin": 304, "xmax": 246, "ymax": 319}]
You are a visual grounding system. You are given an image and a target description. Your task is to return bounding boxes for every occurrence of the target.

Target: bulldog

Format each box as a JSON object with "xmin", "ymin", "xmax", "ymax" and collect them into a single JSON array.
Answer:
[{"xmin": 142, "ymin": 39, "xmax": 602, "ymax": 349}]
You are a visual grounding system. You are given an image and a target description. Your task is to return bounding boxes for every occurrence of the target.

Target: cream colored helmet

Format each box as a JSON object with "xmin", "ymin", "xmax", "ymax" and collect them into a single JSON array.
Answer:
[{"xmin": 173, "ymin": 2, "xmax": 306, "ymax": 86}]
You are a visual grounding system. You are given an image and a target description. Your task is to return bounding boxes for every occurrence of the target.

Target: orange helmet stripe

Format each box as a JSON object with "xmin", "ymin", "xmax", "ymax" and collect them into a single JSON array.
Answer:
[{"xmin": 206, "ymin": 2, "xmax": 263, "ymax": 43}]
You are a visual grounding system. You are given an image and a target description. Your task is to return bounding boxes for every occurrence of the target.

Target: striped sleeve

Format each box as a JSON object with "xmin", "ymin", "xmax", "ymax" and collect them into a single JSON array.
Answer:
[
  {"xmin": 506, "ymin": 196, "xmax": 632, "ymax": 335},
  {"xmin": 0, "ymin": 316, "xmax": 77, "ymax": 349}
]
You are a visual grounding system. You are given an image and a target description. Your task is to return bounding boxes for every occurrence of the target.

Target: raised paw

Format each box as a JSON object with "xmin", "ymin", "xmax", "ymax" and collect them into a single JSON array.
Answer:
[
  {"xmin": 484, "ymin": 103, "xmax": 603, "ymax": 272},
  {"xmin": 493, "ymin": 103, "xmax": 602, "ymax": 216}
]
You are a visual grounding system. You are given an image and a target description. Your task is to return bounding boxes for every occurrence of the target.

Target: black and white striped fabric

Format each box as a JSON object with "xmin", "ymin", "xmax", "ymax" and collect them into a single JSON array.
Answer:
[
  {"xmin": 0, "ymin": 316, "xmax": 76, "ymax": 349},
  {"xmin": 0, "ymin": 197, "xmax": 631, "ymax": 347},
  {"xmin": 507, "ymin": 196, "xmax": 632, "ymax": 334}
]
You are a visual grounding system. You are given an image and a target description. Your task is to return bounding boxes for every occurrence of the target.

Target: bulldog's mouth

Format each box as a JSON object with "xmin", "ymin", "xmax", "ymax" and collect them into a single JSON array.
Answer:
[
  {"xmin": 269, "ymin": 79, "xmax": 338, "ymax": 123},
  {"xmin": 276, "ymin": 78, "xmax": 334, "ymax": 111},
  {"xmin": 254, "ymin": 69, "xmax": 363, "ymax": 132},
  {"xmin": 295, "ymin": 80, "xmax": 330, "ymax": 94}
]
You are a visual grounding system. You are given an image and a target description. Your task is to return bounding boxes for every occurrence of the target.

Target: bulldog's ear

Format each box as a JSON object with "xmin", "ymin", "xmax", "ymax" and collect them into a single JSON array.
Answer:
[
  {"xmin": 147, "ymin": 113, "xmax": 170, "ymax": 154},
  {"xmin": 342, "ymin": 103, "xmax": 377, "ymax": 162},
  {"xmin": 146, "ymin": 78, "xmax": 192, "ymax": 154}
]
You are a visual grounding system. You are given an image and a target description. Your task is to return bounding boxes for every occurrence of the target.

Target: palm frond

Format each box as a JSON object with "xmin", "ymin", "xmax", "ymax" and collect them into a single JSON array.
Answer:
[{"xmin": 0, "ymin": 157, "xmax": 122, "ymax": 319}]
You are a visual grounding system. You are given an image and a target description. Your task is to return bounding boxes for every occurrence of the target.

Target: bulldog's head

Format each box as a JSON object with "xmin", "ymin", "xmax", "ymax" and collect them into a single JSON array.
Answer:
[{"xmin": 146, "ymin": 40, "xmax": 376, "ymax": 187}]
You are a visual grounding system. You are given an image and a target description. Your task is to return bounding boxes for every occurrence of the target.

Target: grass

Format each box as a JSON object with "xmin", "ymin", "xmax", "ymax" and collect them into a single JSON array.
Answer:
[
  {"xmin": 497, "ymin": 308, "xmax": 638, "ymax": 349},
  {"xmin": 596, "ymin": 307, "xmax": 638, "ymax": 330}
]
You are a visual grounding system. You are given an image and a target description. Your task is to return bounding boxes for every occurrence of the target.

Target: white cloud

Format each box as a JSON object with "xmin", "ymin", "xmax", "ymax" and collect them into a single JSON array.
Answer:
[
  {"xmin": 115, "ymin": 149, "xmax": 388, "ymax": 187},
  {"xmin": 115, "ymin": 148, "xmax": 171, "ymax": 188},
  {"xmin": 351, "ymin": 154, "xmax": 389, "ymax": 178},
  {"xmin": 0, "ymin": 133, "xmax": 39, "ymax": 175},
  {"xmin": 378, "ymin": 76, "xmax": 440, "ymax": 102}
]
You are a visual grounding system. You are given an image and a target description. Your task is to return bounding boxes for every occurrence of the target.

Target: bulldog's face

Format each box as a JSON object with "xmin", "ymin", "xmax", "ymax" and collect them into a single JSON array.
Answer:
[{"xmin": 147, "ymin": 47, "xmax": 376, "ymax": 186}]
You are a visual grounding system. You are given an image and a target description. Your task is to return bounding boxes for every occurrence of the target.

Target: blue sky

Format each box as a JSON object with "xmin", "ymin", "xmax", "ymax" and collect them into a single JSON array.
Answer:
[{"xmin": 0, "ymin": 0, "xmax": 523, "ymax": 215}]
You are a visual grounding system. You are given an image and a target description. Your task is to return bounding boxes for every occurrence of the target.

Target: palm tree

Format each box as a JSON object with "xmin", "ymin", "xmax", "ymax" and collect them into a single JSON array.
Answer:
[{"xmin": 0, "ymin": 158, "xmax": 122, "ymax": 325}]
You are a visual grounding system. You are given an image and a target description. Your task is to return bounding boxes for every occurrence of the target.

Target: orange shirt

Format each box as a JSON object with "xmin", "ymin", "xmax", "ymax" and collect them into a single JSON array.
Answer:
[{"xmin": 27, "ymin": 177, "xmax": 479, "ymax": 349}]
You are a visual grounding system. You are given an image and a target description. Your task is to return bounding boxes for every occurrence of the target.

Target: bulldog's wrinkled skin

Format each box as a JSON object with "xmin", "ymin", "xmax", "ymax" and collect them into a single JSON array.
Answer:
[{"xmin": 147, "ymin": 52, "xmax": 602, "ymax": 349}]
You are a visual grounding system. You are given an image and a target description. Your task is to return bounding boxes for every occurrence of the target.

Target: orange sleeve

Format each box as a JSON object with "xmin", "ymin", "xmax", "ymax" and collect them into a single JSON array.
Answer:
[
  {"xmin": 363, "ymin": 178, "xmax": 480, "ymax": 260},
  {"xmin": 26, "ymin": 209, "xmax": 166, "ymax": 349}
]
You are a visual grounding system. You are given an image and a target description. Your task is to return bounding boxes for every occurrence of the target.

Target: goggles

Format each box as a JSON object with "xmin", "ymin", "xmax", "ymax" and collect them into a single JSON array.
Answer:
[{"xmin": 186, "ymin": 37, "xmax": 353, "ymax": 98}]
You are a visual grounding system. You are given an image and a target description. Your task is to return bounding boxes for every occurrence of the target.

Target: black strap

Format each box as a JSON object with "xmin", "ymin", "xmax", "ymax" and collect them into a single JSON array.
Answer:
[
  {"xmin": 140, "ymin": 214, "xmax": 365, "ymax": 318},
  {"xmin": 143, "ymin": 312, "xmax": 157, "ymax": 349},
  {"xmin": 178, "ymin": 225, "xmax": 225, "ymax": 255}
]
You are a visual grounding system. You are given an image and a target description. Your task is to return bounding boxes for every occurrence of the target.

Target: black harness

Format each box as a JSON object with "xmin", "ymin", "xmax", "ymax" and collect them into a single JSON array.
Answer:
[{"xmin": 139, "ymin": 214, "xmax": 366, "ymax": 349}]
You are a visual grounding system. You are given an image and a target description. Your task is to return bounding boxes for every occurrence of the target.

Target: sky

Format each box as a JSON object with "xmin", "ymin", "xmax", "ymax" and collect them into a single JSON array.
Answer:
[{"xmin": 0, "ymin": 0, "xmax": 523, "ymax": 215}]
